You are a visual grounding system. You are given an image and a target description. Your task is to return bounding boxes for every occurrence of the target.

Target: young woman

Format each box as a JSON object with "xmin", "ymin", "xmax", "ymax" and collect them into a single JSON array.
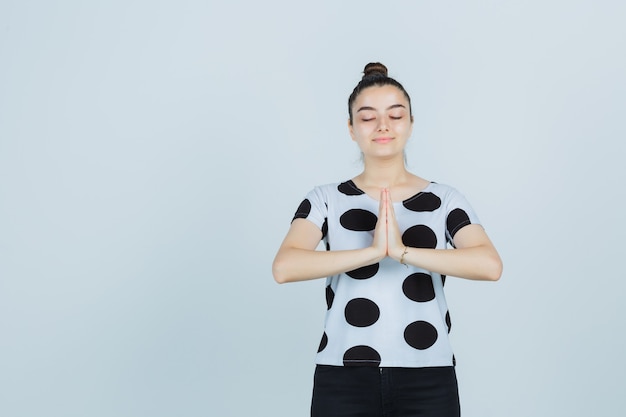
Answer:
[{"xmin": 273, "ymin": 62, "xmax": 502, "ymax": 417}]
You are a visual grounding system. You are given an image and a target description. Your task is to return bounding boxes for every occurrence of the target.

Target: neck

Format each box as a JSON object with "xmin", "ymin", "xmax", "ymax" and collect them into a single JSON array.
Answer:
[{"xmin": 358, "ymin": 155, "xmax": 410, "ymax": 188}]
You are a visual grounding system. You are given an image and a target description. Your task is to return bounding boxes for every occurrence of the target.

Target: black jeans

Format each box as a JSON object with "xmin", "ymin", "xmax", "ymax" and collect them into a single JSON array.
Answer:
[{"xmin": 311, "ymin": 365, "xmax": 461, "ymax": 417}]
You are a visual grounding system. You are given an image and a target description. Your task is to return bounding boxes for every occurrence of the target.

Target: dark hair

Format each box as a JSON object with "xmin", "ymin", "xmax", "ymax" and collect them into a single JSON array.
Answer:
[{"xmin": 348, "ymin": 62, "xmax": 412, "ymax": 124}]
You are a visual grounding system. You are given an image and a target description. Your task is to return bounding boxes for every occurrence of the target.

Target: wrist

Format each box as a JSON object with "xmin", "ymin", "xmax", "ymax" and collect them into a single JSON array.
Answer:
[
  {"xmin": 398, "ymin": 246, "xmax": 409, "ymax": 265},
  {"xmin": 366, "ymin": 245, "xmax": 385, "ymax": 263}
]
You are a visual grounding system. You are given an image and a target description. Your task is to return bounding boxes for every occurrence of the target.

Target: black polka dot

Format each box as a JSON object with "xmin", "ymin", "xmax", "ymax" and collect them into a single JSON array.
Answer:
[
  {"xmin": 447, "ymin": 208, "xmax": 471, "ymax": 239},
  {"xmin": 321, "ymin": 218, "xmax": 328, "ymax": 239},
  {"xmin": 325, "ymin": 285, "xmax": 335, "ymax": 310},
  {"xmin": 403, "ymin": 192, "xmax": 441, "ymax": 212},
  {"xmin": 346, "ymin": 263, "xmax": 379, "ymax": 280},
  {"xmin": 292, "ymin": 199, "xmax": 311, "ymax": 221},
  {"xmin": 338, "ymin": 181, "xmax": 364, "ymax": 196},
  {"xmin": 345, "ymin": 298, "xmax": 380, "ymax": 327},
  {"xmin": 340, "ymin": 209, "xmax": 377, "ymax": 232},
  {"xmin": 318, "ymin": 332, "xmax": 328, "ymax": 353},
  {"xmin": 343, "ymin": 345, "xmax": 381, "ymax": 367},
  {"xmin": 402, "ymin": 273, "xmax": 435, "ymax": 302},
  {"xmin": 445, "ymin": 311, "xmax": 452, "ymax": 333},
  {"xmin": 402, "ymin": 225, "xmax": 437, "ymax": 249},
  {"xmin": 404, "ymin": 321, "xmax": 438, "ymax": 350}
]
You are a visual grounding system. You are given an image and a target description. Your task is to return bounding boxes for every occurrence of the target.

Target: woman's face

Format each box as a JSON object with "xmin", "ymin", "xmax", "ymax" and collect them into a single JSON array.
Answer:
[{"xmin": 349, "ymin": 84, "xmax": 413, "ymax": 160}]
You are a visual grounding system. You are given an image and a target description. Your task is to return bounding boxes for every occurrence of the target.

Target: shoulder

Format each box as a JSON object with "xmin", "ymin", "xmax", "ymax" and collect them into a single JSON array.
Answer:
[
  {"xmin": 307, "ymin": 180, "xmax": 361, "ymax": 197},
  {"xmin": 426, "ymin": 182, "xmax": 476, "ymax": 212},
  {"xmin": 427, "ymin": 181, "xmax": 464, "ymax": 198},
  {"xmin": 299, "ymin": 182, "xmax": 342, "ymax": 211}
]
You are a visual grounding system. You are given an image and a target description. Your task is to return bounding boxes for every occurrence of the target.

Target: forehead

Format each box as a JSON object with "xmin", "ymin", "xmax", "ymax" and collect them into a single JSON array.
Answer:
[{"xmin": 352, "ymin": 85, "xmax": 409, "ymax": 110}]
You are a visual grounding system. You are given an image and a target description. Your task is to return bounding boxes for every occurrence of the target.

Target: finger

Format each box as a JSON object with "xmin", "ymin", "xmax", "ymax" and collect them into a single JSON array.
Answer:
[
  {"xmin": 386, "ymin": 189, "xmax": 395, "ymax": 221},
  {"xmin": 371, "ymin": 189, "xmax": 387, "ymax": 256},
  {"xmin": 383, "ymin": 189, "xmax": 389, "ymax": 253},
  {"xmin": 378, "ymin": 189, "xmax": 385, "ymax": 222}
]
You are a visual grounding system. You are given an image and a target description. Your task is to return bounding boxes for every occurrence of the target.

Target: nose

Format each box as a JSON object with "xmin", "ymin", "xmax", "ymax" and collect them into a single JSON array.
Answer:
[{"xmin": 377, "ymin": 118, "xmax": 389, "ymax": 131}]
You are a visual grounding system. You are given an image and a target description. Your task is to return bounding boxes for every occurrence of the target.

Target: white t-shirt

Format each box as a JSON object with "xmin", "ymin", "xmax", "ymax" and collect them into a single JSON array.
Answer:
[{"xmin": 293, "ymin": 180, "xmax": 481, "ymax": 368}]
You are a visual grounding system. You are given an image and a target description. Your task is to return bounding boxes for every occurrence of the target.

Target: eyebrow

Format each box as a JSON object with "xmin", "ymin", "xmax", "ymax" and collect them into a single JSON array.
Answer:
[{"xmin": 356, "ymin": 104, "xmax": 407, "ymax": 113}]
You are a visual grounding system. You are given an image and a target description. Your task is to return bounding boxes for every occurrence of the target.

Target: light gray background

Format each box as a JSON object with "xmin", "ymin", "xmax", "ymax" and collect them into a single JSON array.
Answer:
[{"xmin": 1, "ymin": 1, "xmax": 624, "ymax": 416}]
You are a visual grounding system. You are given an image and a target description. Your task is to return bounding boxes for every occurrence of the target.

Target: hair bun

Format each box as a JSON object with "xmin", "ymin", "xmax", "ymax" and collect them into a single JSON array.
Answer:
[{"xmin": 363, "ymin": 62, "xmax": 388, "ymax": 78}]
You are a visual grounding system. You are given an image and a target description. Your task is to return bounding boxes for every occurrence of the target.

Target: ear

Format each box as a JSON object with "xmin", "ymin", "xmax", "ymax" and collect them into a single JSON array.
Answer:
[{"xmin": 348, "ymin": 119, "xmax": 356, "ymax": 141}]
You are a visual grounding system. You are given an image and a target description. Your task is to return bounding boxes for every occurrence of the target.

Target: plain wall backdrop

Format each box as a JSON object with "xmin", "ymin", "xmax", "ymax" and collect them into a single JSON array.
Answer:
[{"xmin": 1, "ymin": 1, "xmax": 625, "ymax": 416}]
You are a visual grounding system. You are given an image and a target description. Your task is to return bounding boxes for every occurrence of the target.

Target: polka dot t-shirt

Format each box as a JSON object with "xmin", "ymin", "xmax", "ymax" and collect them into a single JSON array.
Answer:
[{"xmin": 292, "ymin": 180, "xmax": 481, "ymax": 368}]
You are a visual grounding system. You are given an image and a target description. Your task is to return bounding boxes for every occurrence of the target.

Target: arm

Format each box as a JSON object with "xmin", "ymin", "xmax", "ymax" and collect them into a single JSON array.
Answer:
[
  {"xmin": 384, "ymin": 189, "xmax": 502, "ymax": 281},
  {"xmin": 272, "ymin": 219, "xmax": 385, "ymax": 284},
  {"xmin": 273, "ymin": 195, "xmax": 387, "ymax": 284},
  {"xmin": 389, "ymin": 225, "xmax": 502, "ymax": 281}
]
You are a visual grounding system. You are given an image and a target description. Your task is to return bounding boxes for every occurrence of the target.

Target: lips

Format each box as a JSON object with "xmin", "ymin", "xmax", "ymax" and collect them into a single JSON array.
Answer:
[{"xmin": 373, "ymin": 137, "xmax": 393, "ymax": 144}]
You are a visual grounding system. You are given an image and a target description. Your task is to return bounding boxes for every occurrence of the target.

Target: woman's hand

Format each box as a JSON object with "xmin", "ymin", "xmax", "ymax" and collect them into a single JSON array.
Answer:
[
  {"xmin": 372, "ymin": 188, "xmax": 404, "ymax": 261},
  {"xmin": 371, "ymin": 189, "xmax": 389, "ymax": 261},
  {"xmin": 383, "ymin": 189, "xmax": 406, "ymax": 262}
]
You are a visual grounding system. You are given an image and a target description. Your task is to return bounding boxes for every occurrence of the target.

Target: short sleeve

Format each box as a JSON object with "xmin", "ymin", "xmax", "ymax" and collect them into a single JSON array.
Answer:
[
  {"xmin": 291, "ymin": 187, "xmax": 328, "ymax": 232},
  {"xmin": 443, "ymin": 187, "xmax": 481, "ymax": 247}
]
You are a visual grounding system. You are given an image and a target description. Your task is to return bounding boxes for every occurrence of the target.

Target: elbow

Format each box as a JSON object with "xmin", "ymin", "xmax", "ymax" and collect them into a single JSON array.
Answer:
[
  {"xmin": 272, "ymin": 257, "xmax": 289, "ymax": 284},
  {"xmin": 485, "ymin": 255, "xmax": 503, "ymax": 282}
]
